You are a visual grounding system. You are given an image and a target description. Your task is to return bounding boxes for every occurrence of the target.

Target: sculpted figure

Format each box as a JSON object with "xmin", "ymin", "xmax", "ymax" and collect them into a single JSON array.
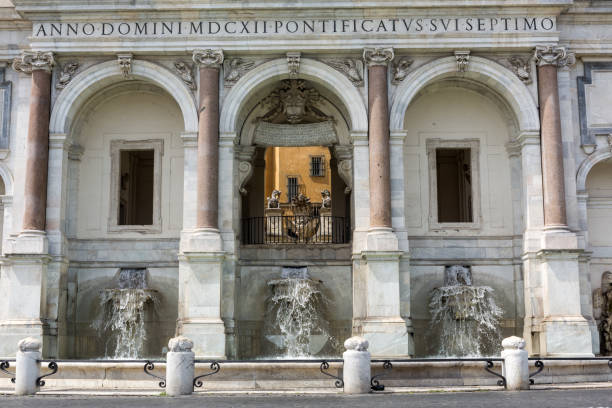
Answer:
[
  {"xmin": 267, "ymin": 189, "xmax": 281, "ymax": 209},
  {"xmin": 599, "ymin": 271, "xmax": 612, "ymax": 355},
  {"xmin": 321, "ymin": 189, "xmax": 331, "ymax": 209}
]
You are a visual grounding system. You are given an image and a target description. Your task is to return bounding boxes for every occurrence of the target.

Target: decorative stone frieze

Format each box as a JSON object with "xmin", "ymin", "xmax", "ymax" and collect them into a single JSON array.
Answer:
[
  {"xmin": 454, "ymin": 50, "xmax": 470, "ymax": 72},
  {"xmin": 192, "ymin": 49, "xmax": 224, "ymax": 69},
  {"xmin": 534, "ymin": 45, "xmax": 575, "ymax": 68},
  {"xmin": 392, "ymin": 56, "xmax": 413, "ymax": 84},
  {"xmin": 363, "ymin": 47, "xmax": 394, "ymax": 66},
  {"xmin": 117, "ymin": 54, "xmax": 132, "ymax": 79},
  {"xmin": 286, "ymin": 52, "xmax": 301, "ymax": 78},
  {"xmin": 507, "ymin": 56, "xmax": 531, "ymax": 84},
  {"xmin": 12, "ymin": 51, "xmax": 55, "ymax": 74},
  {"xmin": 174, "ymin": 60, "xmax": 196, "ymax": 90},
  {"xmin": 56, "ymin": 61, "xmax": 79, "ymax": 89},
  {"xmin": 322, "ymin": 58, "xmax": 363, "ymax": 86},
  {"xmin": 224, "ymin": 58, "xmax": 256, "ymax": 87}
]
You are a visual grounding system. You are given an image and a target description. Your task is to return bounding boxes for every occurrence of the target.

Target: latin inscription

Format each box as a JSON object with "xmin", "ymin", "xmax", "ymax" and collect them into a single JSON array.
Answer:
[{"xmin": 33, "ymin": 17, "xmax": 556, "ymax": 38}]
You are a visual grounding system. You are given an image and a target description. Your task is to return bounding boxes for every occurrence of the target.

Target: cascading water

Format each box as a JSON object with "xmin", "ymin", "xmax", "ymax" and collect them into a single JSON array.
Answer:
[
  {"xmin": 93, "ymin": 269, "xmax": 159, "ymax": 359},
  {"xmin": 263, "ymin": 266, "xmax": 334, "ymax": 358},
  {"xmin": 428, "ymin": 265, "xmax": 503, "ymax": 356}
]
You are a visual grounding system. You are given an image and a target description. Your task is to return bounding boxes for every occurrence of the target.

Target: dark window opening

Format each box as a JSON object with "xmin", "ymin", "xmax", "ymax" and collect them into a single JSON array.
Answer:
[
  {"xmin": 287, "ymin": 176, "xmax": 299, "ymax": 202},
  {"xmin": 310, "ymin": 156, "xmax": 325, "ymax": 177},
  {"xmin": 119, "ymin": 149, "xmax": 154, "ymax": 225},
  {"xmin": 436, "ymin": 148, "xmax": 473, "ymax": 223}
]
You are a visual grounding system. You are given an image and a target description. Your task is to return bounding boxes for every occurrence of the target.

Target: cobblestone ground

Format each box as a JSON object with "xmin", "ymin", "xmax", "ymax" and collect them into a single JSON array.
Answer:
[{"xmin": 1, "ymin": 389, "xmax": 612, "ymax": 408}]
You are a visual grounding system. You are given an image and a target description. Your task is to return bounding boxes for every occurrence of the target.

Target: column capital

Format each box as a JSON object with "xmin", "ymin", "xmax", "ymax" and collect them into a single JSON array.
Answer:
[
  {"xmin": 12, "ymin": 51, "xmax": 55, "ymax": 74},
  {"xmin": 363, "ymin": 47, "xmax": 394, "ymax": 67},
  {"xmin": 193, "ymin": 49, "xmax": 224, "ymax": 69},
  {"xmin": 534, "ymin": 45, "xmax": 575, "ymax": 68}
]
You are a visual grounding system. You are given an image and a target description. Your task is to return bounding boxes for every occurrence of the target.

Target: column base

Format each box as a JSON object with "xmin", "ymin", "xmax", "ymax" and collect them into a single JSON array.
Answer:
[
  {"xmin": 359, "ymin": 318, "xmax": 412, "ymax": 357},
  {"xmin": 0, "ymin": 322, "xmax": 44, "ymax": 358},
  {"xmin": 539, "ymin": 317, "xmax": 594, "ymax": 357},
  {"xmin": 176, "ymin": 319, "xmax": 226, "ymax": 359},
  {"xmin": 5, "ymin": 230, "xmax": 48, "ymax": 255},
  {"xmin": 365, "ymin": 227, "xmax": 398, "ymax": 252},
  {"xmin": 180, "ymin": 228, "xmax": 223, "ymax": 253}
]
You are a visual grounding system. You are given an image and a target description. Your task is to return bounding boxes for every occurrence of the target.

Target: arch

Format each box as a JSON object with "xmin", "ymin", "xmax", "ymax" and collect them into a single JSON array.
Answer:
[
  {"xmin": 220, "ymin": 58, "xmax": 368, "ymax": 137},
  {"xmin": 50, "ymin": 60, "xmax": 198, "ymax": 135},
  {"xmin": 0, "ymin": 163, "xmax": 13, "ymax": 196},
  {"xmin": 577, "ymin": 149, "xmax": 612, "ymax": 192},
  {"xmin": 389, "ymin": 56, "xmax": 540, "ymax": 134}
]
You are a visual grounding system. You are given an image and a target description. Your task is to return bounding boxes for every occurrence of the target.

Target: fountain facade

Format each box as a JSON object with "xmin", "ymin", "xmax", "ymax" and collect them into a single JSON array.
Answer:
[
  {"xmin": 428, "ymin": 265, "xmax": 503, "ymax": 356},
  {"xmin": 93, "ymin": 269, "xmax": 159, "ymax": 359}
]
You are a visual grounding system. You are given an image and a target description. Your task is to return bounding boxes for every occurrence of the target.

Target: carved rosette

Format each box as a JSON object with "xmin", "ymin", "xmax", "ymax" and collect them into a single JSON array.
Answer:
[
  {"xmin": 287, "ymin": 52, "xmax": 301, "ymax": 79},
  {"xmin": 454, "ymin": 50, "xmax": 470, "ymax": 72},
  {"xmin": 193, "ymin": 49, "xmax": 224, "ymax": 69},
  {"xmin": 363, "ymin": 47, "xmax": 394, "ymax": 67},
  {"xmin": 12, "ymin": 51, "xmax": 55, "ymax": 74},
  {"xmin": 117, "ymin": 54, "xmax": 133, "ymax": 79},
  {"xmin": 534, "ymin": 45, "xmax": 575, "ymax": 68}
]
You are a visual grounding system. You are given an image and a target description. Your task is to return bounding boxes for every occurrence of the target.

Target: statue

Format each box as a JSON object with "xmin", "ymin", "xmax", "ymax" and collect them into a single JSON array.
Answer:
[
  {"xmin": 321, "ymin": 189, "xmax": 331, "ymax": 209},
  {"xmin": 267, "ymin": 190, "xmax": 281, "ymax": 209},
  {"xmin": 599, "ymin": 271, "xmax": 612, "ymax": 355}
]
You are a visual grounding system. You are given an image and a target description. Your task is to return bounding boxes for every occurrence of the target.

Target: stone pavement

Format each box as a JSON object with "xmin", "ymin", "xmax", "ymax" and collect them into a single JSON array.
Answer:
[{"xmin": 1, "ymin": 389, "xmax": 612, "ymax": 408}]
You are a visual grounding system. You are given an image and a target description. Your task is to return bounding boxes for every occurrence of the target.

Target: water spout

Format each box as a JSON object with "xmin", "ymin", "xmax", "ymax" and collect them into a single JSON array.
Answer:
[
  {"xmin": 93, "ymin": 268, "xmax": 159, "ymax": 359},
  {"xmin": 429, "ymin": 265, "xmax": 503, "ymax": 356}
]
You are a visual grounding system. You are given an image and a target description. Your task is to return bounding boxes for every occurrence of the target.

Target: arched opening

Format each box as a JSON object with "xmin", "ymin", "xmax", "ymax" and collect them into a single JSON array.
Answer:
[
  {"xmin": 64, "ymin": 80, "xmax": 184, "ymax": 359},
  {"xmin": 586, "ymin": 158, "xmax": 612, "ymax": 355},
  {"xmin": 232, "ymin": 77, "xmax": 354, "ymax": 359},
  {"xmin": 402, "ymin": 80, "xmax": 523, "ymax": 356}
]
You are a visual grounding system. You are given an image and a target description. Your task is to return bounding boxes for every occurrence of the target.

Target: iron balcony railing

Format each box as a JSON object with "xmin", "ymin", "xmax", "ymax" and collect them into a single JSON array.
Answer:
[{"xmin": 241, "ymin": 215, "xmax": 349, "ymax": 244}]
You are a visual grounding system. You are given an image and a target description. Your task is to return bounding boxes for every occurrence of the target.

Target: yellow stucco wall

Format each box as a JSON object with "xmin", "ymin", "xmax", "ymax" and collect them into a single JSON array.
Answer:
[{"xmin": 264, "ymin": 146, "xmax": 331, "ymax": 205}]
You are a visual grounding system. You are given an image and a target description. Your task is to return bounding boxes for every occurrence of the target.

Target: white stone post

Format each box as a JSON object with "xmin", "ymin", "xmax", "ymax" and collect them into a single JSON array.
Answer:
[
  {"xmin": 342, "ymin": 336, "xmax": 371, "ymax": 394},
  {"xmin": 501, "ymin": 336, "xmax": 529, "ymax": 391},
  {"xmin": 165, "ymin": 336, "xmax": 195, "ymax": 396},
  {"xmin": 15, "ymin": 337, "xmax": 41, "ymax": 396}
]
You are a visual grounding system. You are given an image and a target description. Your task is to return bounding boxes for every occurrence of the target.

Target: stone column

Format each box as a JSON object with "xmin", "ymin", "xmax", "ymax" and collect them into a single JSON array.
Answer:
[
  {"xmin": 534, "ymin": 45, "xmax": 573, "ymax": 231},
  {"xmin": 0, "ymin": 52, "xmax": 54, "ymax": 357},
  {"xmin": 176, "ymin": 50, "xmax": 226, "ymax": 358},
  {"xmin": 354, "ymin": 48, "xmax": 408, "ymax": 357},
  {"xmin": 529, "ymin": 46, "xmax": 592, "ymax": 356}
]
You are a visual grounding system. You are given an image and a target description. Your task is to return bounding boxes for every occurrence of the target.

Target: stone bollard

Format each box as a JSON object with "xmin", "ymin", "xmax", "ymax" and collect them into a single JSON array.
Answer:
[
  {"xmin": 165, "ymin": 336, "xmax": 195, "ymax": 396},
  {"xmin": 501, "ymin": 336, "xmax": 529, "ymax": 390},
  {"xmin": 15, "ymin": 337, "xmax": 41, "ymax": 396},
  {"xmin": 342, "ymin": 336, "xmax": 371, "ymax": 394}
]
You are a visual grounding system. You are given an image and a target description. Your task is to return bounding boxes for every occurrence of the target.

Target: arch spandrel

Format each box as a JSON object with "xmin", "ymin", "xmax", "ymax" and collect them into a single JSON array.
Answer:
[
  {"xmin": 50, "ymin": 60, "xmax": 198, "ymax": 136},
  {"xmin": 220, "ymin": 58, "xmax": 368, "ymax": 138},
  {"xmin": 389, "ymin": 56, "xmax": 540, "ymax": 135}
]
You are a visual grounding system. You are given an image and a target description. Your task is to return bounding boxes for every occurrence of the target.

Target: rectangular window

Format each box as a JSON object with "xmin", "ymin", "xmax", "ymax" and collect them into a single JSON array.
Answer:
[
  {"xmin": 119, "ymin": 149, "xmax": 154, "ymax": 225},
  {"xmin": 436, "ymin": 148, "xmax": 472, "ymax": 223},
  {"xmin": 310, "ymin": 156, "xmax": 325, "ymax": 177},
  {"xmin": 427, "ymin": 139, "xmax": 480, "ymax": 230},
  {"xmin": 109, "ymin": 139, "xmax": 163, "ymax": 233},
  {"xmin": 287, "ymin": 176, "xmax": 299, "ymax": 202}
]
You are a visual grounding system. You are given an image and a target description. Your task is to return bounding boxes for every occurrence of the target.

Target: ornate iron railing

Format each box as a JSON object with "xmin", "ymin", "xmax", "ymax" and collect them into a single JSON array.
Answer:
[{"xmin": 241, "ymin": 216, "xmax": 349, "ymax": 244}]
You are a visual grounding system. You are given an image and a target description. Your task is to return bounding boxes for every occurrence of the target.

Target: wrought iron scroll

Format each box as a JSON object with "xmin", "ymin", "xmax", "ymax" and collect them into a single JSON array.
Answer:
[
  {"xmin": 320, "ymin": 360, "xmax": 343, "ymax": 388},
  {"xmin": 36, "ymin": 361, "xmax": 58, "ymax": 386},
  {"xmin": 0, "ymin": 360, "xmax": 15, "ymax": 383},
  {"xmin": 371, "ymin": 360, "xmax": 392, "ymax": 391},
  {"xmin": 193, "ymin": 361, "xmax": 221, "ymax": 388},
  {"xmin": 529, "ymin": 360, "xmax": 544, "ymax": 385},
  {"xmin": 484, "ymin": 360, "xmax": 506, "ymax": 388},
  {"xmin": 144, "ymin": 361, "xmax": 166, "ymax": 388}
]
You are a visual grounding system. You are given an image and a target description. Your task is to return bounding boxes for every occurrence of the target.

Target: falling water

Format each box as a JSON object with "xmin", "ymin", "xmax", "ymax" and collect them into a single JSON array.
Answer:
[
  {"xmin": 264, "ymin": 267, "xmax": 333, "ymax": 357},
  {"xmin": 428, "ymin": 265, "xmax": 503, "ymax": 356},
  {"xmin": 93, "ymin": 269, "xmax": 158, "ymax": 359}
]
